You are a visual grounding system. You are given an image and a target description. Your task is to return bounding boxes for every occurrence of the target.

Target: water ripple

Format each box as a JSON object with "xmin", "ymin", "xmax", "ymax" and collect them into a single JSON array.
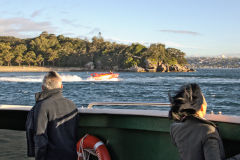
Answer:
[{"xmin": 0, "ymin": 69, "xmax": 239, "ymax": 115}]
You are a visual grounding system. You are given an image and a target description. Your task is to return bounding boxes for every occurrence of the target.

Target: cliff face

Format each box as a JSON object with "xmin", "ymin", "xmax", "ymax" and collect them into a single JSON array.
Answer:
[
  {"xmin": 144, "ymin": 62, "xmax": 193, "ymax": 72},
  {"xmin": 83, "ymin": 58, "xmax": 194, "ymax": 72},
  {"xmin": 127, "ymin": 58, "xmax": 194, "ymax": 72}
]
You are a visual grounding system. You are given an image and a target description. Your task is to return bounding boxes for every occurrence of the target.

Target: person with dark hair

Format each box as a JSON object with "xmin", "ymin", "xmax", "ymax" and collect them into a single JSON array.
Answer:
[
  {"xmin": 26, "ymin": 71, "xmax": 78, "ymax": 160},
  {"xmin": 169, "ymin": 83, "xmax": 240, "ymax": 160}
]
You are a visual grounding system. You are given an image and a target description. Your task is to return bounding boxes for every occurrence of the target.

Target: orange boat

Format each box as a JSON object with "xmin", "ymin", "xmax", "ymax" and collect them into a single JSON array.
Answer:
[{"xmin": 91, "ymin": 72, "xmax": 119, "ymax": 80}]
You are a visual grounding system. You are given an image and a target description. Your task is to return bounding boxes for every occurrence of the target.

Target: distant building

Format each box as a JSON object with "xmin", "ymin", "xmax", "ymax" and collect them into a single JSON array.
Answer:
[{"xmin": 186, "ymin": 57, "xmax": 240, "ymax": 68}]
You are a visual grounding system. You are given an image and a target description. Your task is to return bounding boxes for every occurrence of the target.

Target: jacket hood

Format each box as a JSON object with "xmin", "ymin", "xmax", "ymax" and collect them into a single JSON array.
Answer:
[{"xmin": 35, "ymin": 88, "xmax": 62, "ymax": 102}]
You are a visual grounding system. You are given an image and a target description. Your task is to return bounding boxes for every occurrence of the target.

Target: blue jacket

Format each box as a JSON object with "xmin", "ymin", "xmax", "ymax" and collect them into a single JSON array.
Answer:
[{"xmin": 26, "ymin": 88, "xmax": 78, "ymax": 160}]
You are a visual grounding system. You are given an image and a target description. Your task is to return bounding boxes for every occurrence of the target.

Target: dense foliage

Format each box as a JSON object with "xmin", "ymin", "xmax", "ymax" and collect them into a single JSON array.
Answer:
[{"xmin": 0, "ymin": 32, "xmax": 187, "ymax": 70}]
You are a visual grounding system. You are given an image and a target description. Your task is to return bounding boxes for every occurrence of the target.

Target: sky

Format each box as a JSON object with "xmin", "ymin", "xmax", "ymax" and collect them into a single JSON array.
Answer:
[{"xmin": 0, "ymin": 0, "xmax": 240, "ymax": 57}]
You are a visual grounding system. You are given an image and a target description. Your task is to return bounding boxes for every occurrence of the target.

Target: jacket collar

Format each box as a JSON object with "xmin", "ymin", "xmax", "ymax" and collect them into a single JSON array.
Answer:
[
  {"xmin": 187, "ymin": 115, "xmax": 217, "ymax": 128},
  {"xmin": 35, "ymin": 88, "xmax": 62, "ymax": 102}
]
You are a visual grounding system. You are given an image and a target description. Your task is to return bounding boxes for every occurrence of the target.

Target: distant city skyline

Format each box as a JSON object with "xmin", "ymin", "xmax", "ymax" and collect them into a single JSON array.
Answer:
[{"xmin": 0, "ymin": 0, "xmax": 240, "ymax": 57}]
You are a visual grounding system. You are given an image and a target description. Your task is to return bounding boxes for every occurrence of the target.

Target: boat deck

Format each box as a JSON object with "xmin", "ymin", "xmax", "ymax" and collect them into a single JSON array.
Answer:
[
  {"xmin": 0, "ymin": 129, "xmax": 33, "ymax": 160},
  {"xmin": 1, "ymin": 104, "xmax": 240, "ymax": 160}
]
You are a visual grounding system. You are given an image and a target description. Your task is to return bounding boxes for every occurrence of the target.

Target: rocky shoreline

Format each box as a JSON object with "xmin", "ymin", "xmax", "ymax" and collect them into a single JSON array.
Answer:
[
  {"xmin": 0, "ymin": 65, "xmax": 195, "ymax": 72},
  {"xmin": 83, "ymin": 59, "xmax": 195, "ymax": 72},
  {"xmin": 125, "ymin": 63, "xmax": 195, "ymax": 72}
]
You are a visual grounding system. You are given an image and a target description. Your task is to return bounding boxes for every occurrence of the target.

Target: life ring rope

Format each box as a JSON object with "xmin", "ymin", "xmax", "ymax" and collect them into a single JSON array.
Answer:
[
  {"xmin": 78, "ymin": 134, "xmax": 88, "ymax": 160},
  {"xmin": 77, "ymin": 134, "xmax": 111, "ymax": 160}
]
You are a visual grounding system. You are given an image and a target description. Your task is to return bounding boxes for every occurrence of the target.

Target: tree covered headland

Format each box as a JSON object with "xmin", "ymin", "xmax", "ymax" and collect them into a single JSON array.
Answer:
[{"xmin": 0, "ymin": 31, "xmax": 190, "ymax": 72}]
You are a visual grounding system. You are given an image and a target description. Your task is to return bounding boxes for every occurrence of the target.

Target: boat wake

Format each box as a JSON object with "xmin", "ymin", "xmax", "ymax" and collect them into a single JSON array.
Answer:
[
  {"xmin": 0, "ymin": 76, "xmax": 43, "ymax": 82},
  {"xmin": 0, "ymin": 74, "xmax": 120, "ymax": 82},
  {"xmin": 61, "ymin": 75, "xmax": 83, "ymax": 82}
]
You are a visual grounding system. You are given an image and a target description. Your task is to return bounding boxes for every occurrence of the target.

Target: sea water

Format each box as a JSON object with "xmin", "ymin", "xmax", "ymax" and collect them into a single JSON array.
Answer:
[
  {"xmin": 0, "ymin": 68, "xmax": 240, "ymax": 159},
  {"xmin": 0, "ymin": 68, "xmax": 239, "ymax": 115}
]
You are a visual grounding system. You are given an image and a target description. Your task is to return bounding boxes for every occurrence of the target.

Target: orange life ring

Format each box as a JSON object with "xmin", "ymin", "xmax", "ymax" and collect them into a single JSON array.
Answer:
[{"xmin": 76, "ymin": 134, "xmax": 111, "ymax": 160}]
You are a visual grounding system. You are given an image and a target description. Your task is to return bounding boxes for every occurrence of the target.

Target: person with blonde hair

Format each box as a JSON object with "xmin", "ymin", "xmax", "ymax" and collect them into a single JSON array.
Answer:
[
  {"xmin": 169, "ymin": 83, "xmax": 240, "ymax": 160},
  {"xmin": 26, "ymin": 71, "xmax": 78, "ymax": 160}
]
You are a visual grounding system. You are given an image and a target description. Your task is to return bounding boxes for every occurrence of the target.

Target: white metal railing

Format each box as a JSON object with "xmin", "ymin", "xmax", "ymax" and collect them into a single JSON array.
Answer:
[
  {"xmin": 85, "ymin": 102, "xmax": 240, "ymax": 124},
  {"xmin": 0, "ymin": 105, "xmax": 32, "ymax": 110},
  {"xmin": 87, "ymin": 102, "xmax": 170, "ymax": 109}
]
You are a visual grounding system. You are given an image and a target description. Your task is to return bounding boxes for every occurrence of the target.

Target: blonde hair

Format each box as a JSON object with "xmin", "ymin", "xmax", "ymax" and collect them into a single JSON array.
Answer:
[{"xmin": 42, "ymin": 71, "xmax": 62, "ymax": 90}]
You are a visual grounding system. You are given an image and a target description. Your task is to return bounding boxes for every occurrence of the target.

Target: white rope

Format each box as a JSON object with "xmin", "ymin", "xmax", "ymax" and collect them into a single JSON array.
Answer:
[
  {"xmin": 78, "ymin": 134, "xmax": 103, "ymax": 160},
  {"xmin": 78, "ymin": 134, "xmax": 89, "ymax": 160}
]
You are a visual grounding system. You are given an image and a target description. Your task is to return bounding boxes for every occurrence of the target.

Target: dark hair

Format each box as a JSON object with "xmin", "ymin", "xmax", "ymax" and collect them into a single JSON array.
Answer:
[{"xmin": 168, "ymin": 83, "xmax": 204, "ymax": 121}]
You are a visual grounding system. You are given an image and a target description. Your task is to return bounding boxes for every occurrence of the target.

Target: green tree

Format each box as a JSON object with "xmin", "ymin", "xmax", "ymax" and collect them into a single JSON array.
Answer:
[
  {"xmin": 146, "ymin": 43, "xmax": 166, "ymax": 62},
  {"xmin": 47, "ymin": 48, "xmax": 58, "ymax": 66},
  {"xmin": 0, "ymin": 32, "xmax": 189, "ymax": 70},
  {"xmin": 24, "ymin": 51, "xmax": 36, "ymax": 66},
  {"xmin": 0, "ymin": 42, "xmax": 13, "ymax": 66},
  {"xmin": 15, "ymin": 55, "xmax": 24, "ymax": 66},
  {"xmin": 36, "ymin": 54, "xmax": 44, "ymax": 66},
  {"xmin": 122, "ymin": 43, "xmax": 147, "ymax": 68},
  {"xmin": 13, "ymin": 44, "xmax": 27, "ymax": 66},
  {"xmin": 166, "ymin": 48, "xmax": 187, "ymax": 65},
  {"xmin": 0, "ymin": 43, "xmax": 3, "ymax": 65},
  {"xmin": 29, "ymin": 33, "xmax": 61, "ymax": 66},
  {"xmin": 4, "ymin": 51, "xmax": 14, "ymax": 66},
  {"xmin": 58, "ymin": 42, "xmax": 74, "ymax": 66},
  {"xmin": 0, "ymin": 56, "xmax": 3, "ymax": 66}
]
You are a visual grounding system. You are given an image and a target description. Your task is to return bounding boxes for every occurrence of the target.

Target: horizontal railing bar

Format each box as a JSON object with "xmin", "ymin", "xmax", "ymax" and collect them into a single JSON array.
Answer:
[{"xmin": 87, "ymin": 102, "xmax": 170, "ymax": 109}]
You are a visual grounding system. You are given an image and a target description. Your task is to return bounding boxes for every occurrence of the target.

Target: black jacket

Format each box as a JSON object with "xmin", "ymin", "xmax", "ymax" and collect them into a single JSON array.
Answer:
[
  {"xmin": 26, "ymin": 88, "xmax": 78, "ymax": 160},
  {"xmin": 170, "ymin": 115, "xmax": 240, "ymax": 160}
]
